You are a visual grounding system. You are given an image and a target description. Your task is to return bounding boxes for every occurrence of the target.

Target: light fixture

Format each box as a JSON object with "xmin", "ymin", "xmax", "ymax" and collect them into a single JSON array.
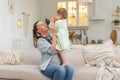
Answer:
[{"xmin": 17, "ymin": 19, "xmax": 22, "ymax": 28}]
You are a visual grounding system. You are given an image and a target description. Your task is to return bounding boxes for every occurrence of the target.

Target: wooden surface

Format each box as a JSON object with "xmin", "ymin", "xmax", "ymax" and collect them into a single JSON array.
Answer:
[{"xmin": 110, "ymin": 29, "xmax": 117, "ymax": 44}]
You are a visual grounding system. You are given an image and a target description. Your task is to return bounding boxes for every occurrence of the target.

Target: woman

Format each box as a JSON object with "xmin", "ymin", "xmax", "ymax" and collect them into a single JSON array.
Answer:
[{"xmin": 33, "ymin": 21, "xmax": 73, "ymax": 80}]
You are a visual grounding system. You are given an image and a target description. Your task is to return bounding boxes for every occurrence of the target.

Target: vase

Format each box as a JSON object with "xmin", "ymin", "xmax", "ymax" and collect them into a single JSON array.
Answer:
[{"xmin": 110, "ymin": 29, "xmax": 117, "ymax": 44}]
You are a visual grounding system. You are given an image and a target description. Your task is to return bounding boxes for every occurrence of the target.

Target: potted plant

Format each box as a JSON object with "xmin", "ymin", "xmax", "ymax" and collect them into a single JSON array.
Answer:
[
  {"xmin": 112, "ymin": 19, "xmax": 120, "ymax": 26},
  {"xmin": 45, "ymin": 18, "xmax": 50, "ymax": 26}
]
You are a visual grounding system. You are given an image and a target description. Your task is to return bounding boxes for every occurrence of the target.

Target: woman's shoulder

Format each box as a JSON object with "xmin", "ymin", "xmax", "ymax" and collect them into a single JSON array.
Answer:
[
  {"xmin": 37, "ymin": 38, "xmax": 51, "ymax": 48},
  {"xmin": 37, "ymin": 38, "xmax": 47, "ymax": 43},
  {"xmin": 37, "ymin": 36, "xmax": 52, "ymax": 44}
]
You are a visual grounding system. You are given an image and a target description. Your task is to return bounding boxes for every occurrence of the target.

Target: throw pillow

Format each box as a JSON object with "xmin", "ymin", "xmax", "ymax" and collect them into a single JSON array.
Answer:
[
  {"xmin": 0, "ymin": 50, "xmax": 8, "ymax": 64},
  {"xmin": 83, "ymin": 39, "xmax": 115, "ymax": 66},
  {"xmin": 0, "ymin": 50, "xmax": 23, "ymax": 65}
]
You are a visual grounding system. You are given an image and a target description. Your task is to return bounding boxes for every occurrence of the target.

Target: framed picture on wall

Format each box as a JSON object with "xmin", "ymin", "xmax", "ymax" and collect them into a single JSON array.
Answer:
[{"xmin": 8, "ymin": 0, "xmax": 14, "ymax": 14}]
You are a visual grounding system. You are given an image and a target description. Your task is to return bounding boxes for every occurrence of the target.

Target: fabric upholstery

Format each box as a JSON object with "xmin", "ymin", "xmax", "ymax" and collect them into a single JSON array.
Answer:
[
  {"xmin": 0, "ymin": 65, "xmax": 49, "ymax": 80},
  {"xmin": 73, "ymin": 66, "xmax": 98, "ymax": 80},
  {"xmin": 83, "ymin": 39, "xmax": 116, "ymax": 66},
  {"xmin": 0, "ymin": 50, "xmax": 23, "ymax": 65},
  {"xmin": 66, "ymin": 48, "xmax": 85, "ymax": 67},
  {"xmin": 21, "ymin": 47, "xmax": 41, "ymax": 65},
  {"xmin": 0, "ymin": 42, "xmax": 120, "ymax": 80}
]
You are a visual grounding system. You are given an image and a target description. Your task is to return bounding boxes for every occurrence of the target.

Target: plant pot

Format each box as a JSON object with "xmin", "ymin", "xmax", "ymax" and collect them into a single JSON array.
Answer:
[
  {"xmin": 114, "ymin": 23, "xmax": 119, "ymax": 26},
  {"xmin": 110, "ymin": 30, "xmax": 117, "ymax": 44}
]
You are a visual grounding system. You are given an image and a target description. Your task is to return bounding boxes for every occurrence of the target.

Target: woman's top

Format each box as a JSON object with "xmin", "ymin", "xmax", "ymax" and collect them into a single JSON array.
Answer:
[
  {"xmin": 37, "ymin": 35, "xmax": 61, "ymax": 71},
  {"xmin": 55, "ymin": 19, "xmax": 70, "ymax": 51}
]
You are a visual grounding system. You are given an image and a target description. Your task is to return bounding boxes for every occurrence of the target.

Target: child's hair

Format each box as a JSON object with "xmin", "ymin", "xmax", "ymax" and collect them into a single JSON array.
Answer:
[{"xmin": 57, "ymin": 8, "xmax": 68, "ymax": 19}]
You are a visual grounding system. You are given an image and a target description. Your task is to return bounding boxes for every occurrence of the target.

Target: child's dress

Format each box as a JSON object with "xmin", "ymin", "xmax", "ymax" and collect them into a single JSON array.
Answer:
[{"xmin": 55, "ymin": 19, "xmax": 70, "ymax": 51}]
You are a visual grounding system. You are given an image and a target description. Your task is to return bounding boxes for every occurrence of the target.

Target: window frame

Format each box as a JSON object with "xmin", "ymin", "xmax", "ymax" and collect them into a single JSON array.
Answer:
[{"xmin": 57, "ymin": 1, "xmax": 89, "ymax": 30}]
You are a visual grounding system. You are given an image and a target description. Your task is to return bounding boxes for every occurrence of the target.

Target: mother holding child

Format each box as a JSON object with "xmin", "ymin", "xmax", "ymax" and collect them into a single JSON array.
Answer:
[{"xmin": 33, "ymin": 8, "xmax": 73, "ymax": 80}]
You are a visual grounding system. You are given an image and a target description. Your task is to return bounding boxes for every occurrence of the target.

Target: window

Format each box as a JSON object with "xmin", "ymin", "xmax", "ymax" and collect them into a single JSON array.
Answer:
[{"xmin": 57, "ymin": 1, "xmax": 88, "ymax": 28}]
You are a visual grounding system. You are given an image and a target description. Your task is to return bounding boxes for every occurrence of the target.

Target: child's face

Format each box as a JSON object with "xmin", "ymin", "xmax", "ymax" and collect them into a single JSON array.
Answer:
[{"xmin": 55, "ymin": 13, "xmax": 62, "ymax": 20}]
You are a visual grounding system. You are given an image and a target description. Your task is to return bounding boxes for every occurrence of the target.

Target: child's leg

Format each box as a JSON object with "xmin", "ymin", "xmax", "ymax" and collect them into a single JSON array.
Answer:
[{"xmin": 59, "ymin": 51, "xmax": 67, "ymax": 66}]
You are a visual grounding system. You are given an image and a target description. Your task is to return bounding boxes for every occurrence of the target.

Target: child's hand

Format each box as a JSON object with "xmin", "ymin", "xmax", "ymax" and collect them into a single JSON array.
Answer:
[
  {"xmin": 50, "ymin": 18, "xmax": 57, "ymax": 23},
  {"xmin": 50, "ymin": 24, "xmax": 56, "ymax": 34},
  {"xmin": 50, "ymin": 18, "xmax": 55, "ymax": 23}
]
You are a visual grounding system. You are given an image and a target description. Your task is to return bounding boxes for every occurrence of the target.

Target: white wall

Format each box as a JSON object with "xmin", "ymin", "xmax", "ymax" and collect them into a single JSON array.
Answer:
[
  {"xmin": 0, "ymin": 0, "xmax": 41, "ymax": 50},
  {"xmin": 0, "ymin": 0, "xmax": 120, "ymax": 50},
  {"xmin": 88, "ymin": 0, "xmax": 120, "ymax": 43},
  {"xmin": 39, "ymin": 0, "xmax": 120, "ymax": 43}
]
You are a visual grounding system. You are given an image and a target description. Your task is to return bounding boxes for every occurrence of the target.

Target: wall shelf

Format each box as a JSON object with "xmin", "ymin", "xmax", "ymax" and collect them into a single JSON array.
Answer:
[
  {"xmin": 112, "ymin": 25, "xmax": 120, "ymax": 28},
  {"xmin": 112, "ymin": 13, "xmax": 120, "ymax": 16},
  {"xmin": 112, "ymin": 24, "xmax": 120, "ymax": 30},
  {"xmin": 68, "ymin": 26, "xmax": 88, "ymax": 30}
]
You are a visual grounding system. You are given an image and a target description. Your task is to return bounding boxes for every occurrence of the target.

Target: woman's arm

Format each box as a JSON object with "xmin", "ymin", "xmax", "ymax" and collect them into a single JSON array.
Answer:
[
  {"xmin": 37, "ymin": 38, "xmax": 56, "ymax": 55},
  {"xmin": 50, "ymin": 24, "xmax": 56, "ymax": 49}
]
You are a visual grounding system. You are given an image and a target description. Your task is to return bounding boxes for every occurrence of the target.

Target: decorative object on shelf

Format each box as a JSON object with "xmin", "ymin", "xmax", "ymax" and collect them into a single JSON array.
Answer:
[
  {"xmin": 69, "ymin": 31, "xmax": 75, "ymax": 43},
  {"xmin": 116, "ymin": 6, "xmax": 120, "ymax": 13},
  {"xmin": 8, "ymin": 0, "xmax": 14, "ymax": 14},
  {"xmin": 112, "ymin": 19, "xmax": 120, "ymax": 26},
  {"xmin": 112, "ymin": 8, "xmax": 120, "ymax": 30},
  {"xmin": 69, "ymin": 31, "xmax": 82, "ymax": 44},
  {"xmin": 81, "ymin": 30, "xmax": 88, "ymax": 45},
  {"xmin": 74, "ymin": 33, "xmax": 82, "ymax": 43},
  {"xmin": 91, "ymin": 40, "xmax": 96, "ymax": 44},
  {"xmin": 69, "ymin": 29, "xmax": 88, "ymax": 44},
  {"xmin": 97, "ymin": 39, "xmax": 103, "ymax": 44},
  {"xmin": 86, "ymin": 36, "xmax": 88, "ymax": 44},
  {"xmin": 22, "ymin": 12, "xmax": 30, "ymax": 38},
  {"xmin": 110, "ymin": 29, "xmax": 117, "ymax": 44},
  {"xmin": 45, "ymin": 18, "xmax": 50, "ymax": 26}
]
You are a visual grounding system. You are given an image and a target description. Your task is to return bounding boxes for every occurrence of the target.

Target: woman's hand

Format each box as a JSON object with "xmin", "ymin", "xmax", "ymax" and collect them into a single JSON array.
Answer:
[
  {"xmin": 49, "ymin": 25, "xmax": 57, "ymax": 50},
  {"xmin": 50, "ymin": 24, "xmax": 56, "ymax": 34}
]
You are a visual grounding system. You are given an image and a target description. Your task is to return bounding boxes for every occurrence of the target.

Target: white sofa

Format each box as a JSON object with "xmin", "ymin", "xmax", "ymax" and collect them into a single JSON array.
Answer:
[{"xmin": 0, "ymin": 44, "xmax": 120, "ymax": 80}]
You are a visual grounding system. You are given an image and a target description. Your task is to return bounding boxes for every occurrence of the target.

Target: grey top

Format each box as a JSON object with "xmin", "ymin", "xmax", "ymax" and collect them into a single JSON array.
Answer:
[{"xmin": 37, "ymin": 35, "xmax": 61, "ymax": 70}]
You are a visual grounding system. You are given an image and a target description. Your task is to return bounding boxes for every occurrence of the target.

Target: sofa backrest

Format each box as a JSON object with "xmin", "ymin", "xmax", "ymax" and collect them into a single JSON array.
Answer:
[
  {"xmin": 114, "ymin": 45, "xmax": 120, "ymax": 63},
  {"xmin": 21, "ymin": 44, "xmax": 120, "ymax": 66},
  {"xmin": 22, "ymin": 45, "xmax": 86, "ymax": 66},
  {"xmin": 66, "ymin": 48, "xmax": 86, "ymax": 67},
  {"xmin": 22, "ymin": 47, "xmax": 41, "ymax": 65}
]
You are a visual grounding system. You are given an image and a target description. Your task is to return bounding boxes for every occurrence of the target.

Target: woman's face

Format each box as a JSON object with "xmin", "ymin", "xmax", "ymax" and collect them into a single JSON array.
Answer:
[{"xmin": 36, "ymin": 21, "xmax": 48, "ymax": 34}]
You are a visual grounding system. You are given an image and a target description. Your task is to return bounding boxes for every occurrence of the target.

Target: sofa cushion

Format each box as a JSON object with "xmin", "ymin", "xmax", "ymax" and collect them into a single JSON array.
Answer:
[
  {"xmin": 83, "ymin": 39, "xmax": 115, "ymax": 66},
  {"xmin": 73, "ymin": 66, "xmax": 98, "ymax": 80},
  {"xmin": 66, "ymin": 48, "xmax": 85, "ymax": 67},
  {"xmin": 0, "ymin": 65, "xmax": 50, "ymax": 80},
  {"xmin": 21, "ymin": 47, "xmax": 41, "ymax": 65},
  {"xmin": 0, "ymin": 50, "xmax": 23, "ymax": 65},
  {"xmin": 114, "ymin": 45, "xmax": 120, "ymax": 63}
]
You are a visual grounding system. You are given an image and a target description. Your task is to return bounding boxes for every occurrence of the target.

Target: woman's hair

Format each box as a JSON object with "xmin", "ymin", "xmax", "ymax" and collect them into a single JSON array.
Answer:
[
  {"xmin": 57, "ymin": 8, "xmax": 68, "ymax": 19},
  {"xmin": 33, "ymin": 21, "xmax": 41, "ymax": 48}
]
